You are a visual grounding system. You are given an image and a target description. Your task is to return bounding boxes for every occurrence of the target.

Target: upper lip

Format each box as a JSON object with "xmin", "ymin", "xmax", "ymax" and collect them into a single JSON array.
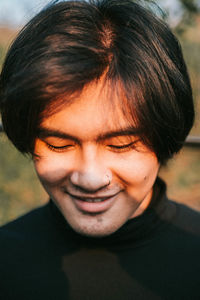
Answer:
[{"xmin": 65, "ymin": 190, "xmax": 121, "ymax": 201}]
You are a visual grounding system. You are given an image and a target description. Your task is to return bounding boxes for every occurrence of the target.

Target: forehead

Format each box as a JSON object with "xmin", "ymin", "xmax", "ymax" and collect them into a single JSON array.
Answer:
[{"xmin": 40, "ymin": 80, "xmax": 136, "ymax": 138}]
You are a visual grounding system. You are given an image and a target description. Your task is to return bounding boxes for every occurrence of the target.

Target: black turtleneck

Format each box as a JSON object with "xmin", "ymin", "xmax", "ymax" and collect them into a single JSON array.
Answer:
[{"xmin": 0, "ymin": 178, "xmax": 200, "ymax": 300}]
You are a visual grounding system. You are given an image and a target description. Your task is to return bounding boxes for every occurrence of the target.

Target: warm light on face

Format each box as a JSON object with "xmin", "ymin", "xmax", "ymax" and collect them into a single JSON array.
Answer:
[{"xmin": 34, "ymin": 80, "xmax": 160, "ymax": 237}]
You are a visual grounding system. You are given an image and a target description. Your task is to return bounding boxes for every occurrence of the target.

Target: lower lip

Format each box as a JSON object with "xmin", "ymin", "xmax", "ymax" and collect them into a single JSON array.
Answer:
[{"xmin": 70, "ymin": 194, "xmax": 119, "ymax": 213}]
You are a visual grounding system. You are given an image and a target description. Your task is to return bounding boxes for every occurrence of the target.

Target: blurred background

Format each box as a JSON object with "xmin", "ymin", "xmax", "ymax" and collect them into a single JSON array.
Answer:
[{"xmin": 0, "ymin": 0, "xmax": 200, "ymax": 226}]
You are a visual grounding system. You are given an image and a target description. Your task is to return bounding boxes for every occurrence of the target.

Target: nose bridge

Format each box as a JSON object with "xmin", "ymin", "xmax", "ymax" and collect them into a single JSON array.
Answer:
[
  {"xmin": 82, "ymin": 143, "xmax": 102, "ymax": 171},
  {"xmin": 70, "ymin": 144, "xmax": 111, "ymax": 191}
]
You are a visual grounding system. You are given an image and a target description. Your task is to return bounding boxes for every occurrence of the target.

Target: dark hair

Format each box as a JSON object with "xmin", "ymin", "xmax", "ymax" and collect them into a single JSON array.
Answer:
[{"xmin": 0, "ymin": 0, "xmax": 194, "ymax": 163}]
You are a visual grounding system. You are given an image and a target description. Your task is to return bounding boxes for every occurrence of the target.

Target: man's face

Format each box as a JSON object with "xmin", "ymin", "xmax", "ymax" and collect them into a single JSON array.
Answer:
[{"xmin": 34, "ymin": 81, "xmax": 160, "ymax": 237}]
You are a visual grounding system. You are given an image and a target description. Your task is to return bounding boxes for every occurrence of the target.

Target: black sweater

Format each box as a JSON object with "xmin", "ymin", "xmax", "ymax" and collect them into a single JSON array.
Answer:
[{"xmin": 0, "ymin": 179, "xmax": 200, "ymax": 300}]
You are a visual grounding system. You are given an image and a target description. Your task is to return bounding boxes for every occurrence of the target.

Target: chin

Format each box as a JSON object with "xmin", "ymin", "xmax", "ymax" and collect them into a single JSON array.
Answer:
[{"xmin": 68, "ymin": 216, "xmax": 123, "ymax": 238}]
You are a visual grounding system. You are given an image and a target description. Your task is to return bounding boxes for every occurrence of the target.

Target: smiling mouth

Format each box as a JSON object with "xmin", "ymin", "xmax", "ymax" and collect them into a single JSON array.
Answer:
[
  {"xmin": 66, "ymin": 192, "xmax": 120, "ymax": 203},
  {"xmin": 65, "ymin": 190, "xmax": 121, "ymax": 213}
]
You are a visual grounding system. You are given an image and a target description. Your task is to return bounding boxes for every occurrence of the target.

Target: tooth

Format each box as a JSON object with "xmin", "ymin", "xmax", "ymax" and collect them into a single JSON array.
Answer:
[
  {"xmin": 85, "ymin": 198, "xmax": 103, "ymax": 203},
  {"xmin": 94, "ymin": 199, "xmax": 103, "ymax": 203},
  {"xmin": 86, "ymin": 199, "xmax": 93, "ymax": 203}
]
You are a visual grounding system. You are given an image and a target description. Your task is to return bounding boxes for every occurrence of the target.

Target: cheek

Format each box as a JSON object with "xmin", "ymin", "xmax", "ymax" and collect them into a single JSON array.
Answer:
[
  {"xmin": 34, "ymin": 156, "xmax": 71, "ymax": 185},
  {"xmin": 111, "ymin": 152, "xmax": 159, "ymax": 185},
  {"xmin": 34, "ymin": 139, "xmax": 73, "ymax": 184}
]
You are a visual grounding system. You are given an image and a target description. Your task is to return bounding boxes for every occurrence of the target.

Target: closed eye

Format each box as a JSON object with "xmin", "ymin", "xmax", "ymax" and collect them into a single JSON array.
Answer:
[
  {"xmin": 107, "ymin": 141, "xmax": 139, "ymax": 152},
  {"xmin": 46, "ymin": 143, "xmax": 74, "ymax": 152}
]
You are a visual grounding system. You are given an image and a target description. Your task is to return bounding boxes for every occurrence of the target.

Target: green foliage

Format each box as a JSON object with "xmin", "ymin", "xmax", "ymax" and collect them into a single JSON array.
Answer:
[
  {"xmin": 174, "ymin": 16, "xmax": 200, "ymax": 135},
  {"xmin": 174, "ymin": 0, "xmax": 200, "ymax": 34},
  {"xmin": 0, "ymin": 45, "xmax": 6, "ymax": 69},
  {"xmin": 180, "ymin": 0, "xmax": 199, "ymax": 13},
  {"xmin": 0, "ymin": 134, "xmax": 47, "ymax": 225}
]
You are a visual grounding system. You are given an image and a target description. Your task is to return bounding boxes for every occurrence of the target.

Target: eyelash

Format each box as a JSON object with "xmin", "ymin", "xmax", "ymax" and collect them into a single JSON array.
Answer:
[
  {"xmin": 46, "ymin": 143, "xmax": 74, "ymax": 152},
  {"xmin": 46, "ymin": 141, "xmax": 138, "ymax": 153},
  {"xmin": 108, "ymin": 142, "xmax": 137, "ymax": 152}
]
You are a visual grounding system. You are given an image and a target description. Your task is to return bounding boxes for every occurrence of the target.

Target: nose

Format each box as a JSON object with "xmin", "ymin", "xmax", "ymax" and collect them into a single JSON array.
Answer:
[
  {"xmin": 70, "ymin": 171, "xmax": 111, "ymax": 192},
  {"xmin": 69, "ymin": 146, "xmax": 112, "ymax": 193}
]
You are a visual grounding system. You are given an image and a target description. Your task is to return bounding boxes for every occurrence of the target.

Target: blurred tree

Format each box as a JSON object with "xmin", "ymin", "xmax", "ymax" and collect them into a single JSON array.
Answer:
[
  {"xmin": 180, "ymin": 0, "xmax": 199, "ymax": 13},
  {"xmin": 176, "ymin": 0, "xmax": 200, "ymax": 33}
]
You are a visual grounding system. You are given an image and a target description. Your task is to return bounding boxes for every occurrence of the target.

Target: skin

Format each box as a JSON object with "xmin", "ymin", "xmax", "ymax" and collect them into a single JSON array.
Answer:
[{"xmin": 34, "ymin": 80, "xmax": 160, "ymax": 237}]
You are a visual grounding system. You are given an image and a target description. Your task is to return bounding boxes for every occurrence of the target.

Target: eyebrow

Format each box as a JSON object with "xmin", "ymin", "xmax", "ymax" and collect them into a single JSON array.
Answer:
[{"xmin": 37, "ymin": 126, "xmax": 141, "ymax": 143}]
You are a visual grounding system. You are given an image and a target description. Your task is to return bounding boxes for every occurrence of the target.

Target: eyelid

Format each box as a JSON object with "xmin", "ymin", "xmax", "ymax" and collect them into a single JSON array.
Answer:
[
  {"xmin": 40, "ymin": 136, "xmax": 75, "ymax": 146},
  {"xmin": 109, "ymin": 136, "xmax": 140, "ymax": 145},
  {"xmin": 107, "ymin": 140, "xmax": 139, "ymax": 152},
  {"xmin": 46, "ymin": 142, "xmax": 75, "ymax": 152}
]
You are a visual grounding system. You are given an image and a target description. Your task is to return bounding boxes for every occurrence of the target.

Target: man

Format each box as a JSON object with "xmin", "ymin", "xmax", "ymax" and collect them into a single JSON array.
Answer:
[{"xmin": 0, "ymin": 0, "xmax": 199, "ymax": 299}]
